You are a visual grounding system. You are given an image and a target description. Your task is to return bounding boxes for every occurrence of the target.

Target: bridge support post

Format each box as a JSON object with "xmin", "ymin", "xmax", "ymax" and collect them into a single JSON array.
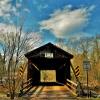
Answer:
[
  {"xmin": 76, "ymin": 82, "xmax": 82, "ymax": 96},
  {"xmin": 19, "ymin": 81, "xmax": 24, "ymax": 97}
]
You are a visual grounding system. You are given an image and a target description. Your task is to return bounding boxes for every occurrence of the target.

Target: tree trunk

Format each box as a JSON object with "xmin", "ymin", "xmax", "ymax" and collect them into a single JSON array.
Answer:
[
  {"xmin": 0, "ymin": 76, "xmax": 3, "ymax": 84},
  {"xmin": 10, "ymin": 91, "xmax": 15, "ymax": 100}
]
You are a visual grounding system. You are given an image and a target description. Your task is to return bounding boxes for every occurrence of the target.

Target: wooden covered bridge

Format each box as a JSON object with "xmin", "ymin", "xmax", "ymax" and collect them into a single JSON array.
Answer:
[{"xmin": 25, "ymin": 42, "xmax": 73, "ymax": 86}]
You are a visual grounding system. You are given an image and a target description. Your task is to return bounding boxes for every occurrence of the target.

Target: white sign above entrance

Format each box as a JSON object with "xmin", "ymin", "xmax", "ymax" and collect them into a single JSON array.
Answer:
[{"xmin": 45, "ymin": 53, "xmax": 53, "ymax": 58}]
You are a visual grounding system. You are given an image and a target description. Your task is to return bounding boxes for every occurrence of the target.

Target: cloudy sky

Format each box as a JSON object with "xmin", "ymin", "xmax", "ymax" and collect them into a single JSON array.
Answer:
[{"xmin": 0, "ymin": 0, "xmax": 100, "ymax": 44}]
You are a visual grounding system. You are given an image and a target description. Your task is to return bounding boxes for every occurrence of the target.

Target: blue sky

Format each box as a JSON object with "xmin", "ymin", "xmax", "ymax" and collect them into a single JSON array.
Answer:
[{"xmin": 0, "ymin": 0, "xmax": 100, "ymax": 44}]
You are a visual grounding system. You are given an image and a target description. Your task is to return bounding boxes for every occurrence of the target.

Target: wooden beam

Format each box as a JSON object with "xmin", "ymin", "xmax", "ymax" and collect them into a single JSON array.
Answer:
[{"xmin": 31, "ymin": 63, "xmax": 39, "ymax": 71}]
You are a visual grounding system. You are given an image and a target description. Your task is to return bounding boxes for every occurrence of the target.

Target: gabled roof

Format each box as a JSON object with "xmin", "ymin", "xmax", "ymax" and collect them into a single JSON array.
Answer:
[{"xmin": 25, "ymin": 42, "xmax": 73, "ymax": 59}]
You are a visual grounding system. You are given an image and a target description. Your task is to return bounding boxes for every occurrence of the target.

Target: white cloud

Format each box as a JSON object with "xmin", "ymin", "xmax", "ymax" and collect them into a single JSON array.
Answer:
[
  {"xmin": 40, "ymin": 5, "xmax": 95, "ymax": 39},
  {"xmin": 0, "ymin": 23, "xmax": 36, "ymax": 36},
  {"xmin": 0, "ymin": 0, "xmax": 22, "ymax": 22},
  {"xmin": 32, "ymin": 0, "xmax": 48, "ymax": 12},
  {"xmin": 37, "ymin": 4, "xmax": 48, "ymax": 12},
  {"xmin": 0, "ymin": 0, "xmax": 12, "ymax": 17},
  {"xmin": 16, "ymin": 3, "xmax": 22, "ymax": 8},
  {"xmin": 23, "ymin": 8, "xmax": 30, "ymax": 13},
  {"xmin": 0, "ymin": 23, "xmax": 18, "ymax": 35}
]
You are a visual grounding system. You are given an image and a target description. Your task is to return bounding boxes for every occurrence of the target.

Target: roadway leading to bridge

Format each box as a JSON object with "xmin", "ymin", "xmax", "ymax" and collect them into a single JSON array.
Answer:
[{"xmin": 23, "ymin": 86, "xmax": 77, "ymax": 100}]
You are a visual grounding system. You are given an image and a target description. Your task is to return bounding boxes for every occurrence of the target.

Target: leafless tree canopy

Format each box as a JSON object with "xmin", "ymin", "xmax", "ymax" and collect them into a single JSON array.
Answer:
[{"xmin": 0, "ymin": 25, "xmax": 42, "ymax": 99}]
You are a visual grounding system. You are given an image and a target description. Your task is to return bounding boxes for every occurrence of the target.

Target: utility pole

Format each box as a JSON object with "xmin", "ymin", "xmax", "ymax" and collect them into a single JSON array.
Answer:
[{"xmin": 86, "ymin": 70, "xmax": 89, "ymax": 97}]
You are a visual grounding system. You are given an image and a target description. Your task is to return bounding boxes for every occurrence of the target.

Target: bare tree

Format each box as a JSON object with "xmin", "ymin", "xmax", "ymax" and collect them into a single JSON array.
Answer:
[
  {"xmin": 89, "ymin": 35, "xmax": 100, "ymax": 82},
  {"xmin": 93, "ymin": 35, "xmax": 100, "ymax": 62},
  {"xmin": 0, "ymin": 25, "xmax": 42, "ymax": 99},
  {"xmin": 0, "ymin": 53, "xmax": 6, "ymax": 84}
]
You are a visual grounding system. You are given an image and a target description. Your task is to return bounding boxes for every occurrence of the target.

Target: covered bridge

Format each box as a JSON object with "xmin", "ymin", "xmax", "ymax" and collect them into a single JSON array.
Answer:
[{"xmin": 25, "ymin": 42, "xmax": 73, "ymax": 86}]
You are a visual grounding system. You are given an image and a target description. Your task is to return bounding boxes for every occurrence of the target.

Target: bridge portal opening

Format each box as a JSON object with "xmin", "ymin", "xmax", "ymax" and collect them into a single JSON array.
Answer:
[{"xmin": 40, "ymin": 70, "xmax": 56, "ymax": 82}]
